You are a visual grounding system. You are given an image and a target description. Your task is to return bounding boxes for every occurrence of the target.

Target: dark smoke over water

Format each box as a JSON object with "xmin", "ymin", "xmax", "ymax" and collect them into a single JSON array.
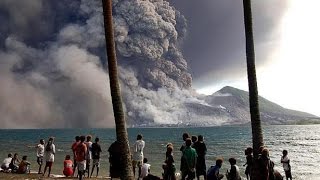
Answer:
[{"xmin": 0, "ymin": 0, "xmax": 228, "ymax": 128}]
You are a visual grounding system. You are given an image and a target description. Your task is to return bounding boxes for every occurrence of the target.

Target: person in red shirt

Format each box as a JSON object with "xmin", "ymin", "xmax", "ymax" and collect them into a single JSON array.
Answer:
[
  {"xmin": 71, "ymin": 136, "xmax": 80, "ymax": 177},
  {"xmin": 75, "ymin": 135, "xmax": 87, "ymax": 180},
  {"xmin": 63, "ymin": 155, "xmax": 73, "ymax": 177}
]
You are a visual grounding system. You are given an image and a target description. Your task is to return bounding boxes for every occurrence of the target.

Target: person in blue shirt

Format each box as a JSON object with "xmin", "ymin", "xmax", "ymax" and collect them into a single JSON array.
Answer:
[{"xmin": 207, "ymin": 158, "xmax": 224, "ymax": 180}]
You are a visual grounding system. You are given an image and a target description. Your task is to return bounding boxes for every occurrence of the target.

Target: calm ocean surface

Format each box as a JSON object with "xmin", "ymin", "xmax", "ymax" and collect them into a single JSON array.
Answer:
[{"xmin": 1, "ymin": 125, "xmax": 320, "ymax": 179}]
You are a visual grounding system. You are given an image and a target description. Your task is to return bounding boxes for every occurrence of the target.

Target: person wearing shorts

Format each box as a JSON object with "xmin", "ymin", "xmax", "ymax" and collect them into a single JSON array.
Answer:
[
  {"xmin": 90, "ymin": 137, "xmax": 102, "ymax": 178},
  {"xmin": 36, "ymin": 139, "xmax": 45, "ymax": 174},
  {"xmin": 71, "ymin": 136, "xmax": 80, "ymax": 177},
  {"xmin": 132, "ymin": 134, "xmax": 145, "ymax": 178},
  {"xmin": 75, "ymin": 136, "xmax": 87, "ymax": 180},
  {"xmin": 43, "ymin": 137, "xmax": 55, "ymax": 177}
]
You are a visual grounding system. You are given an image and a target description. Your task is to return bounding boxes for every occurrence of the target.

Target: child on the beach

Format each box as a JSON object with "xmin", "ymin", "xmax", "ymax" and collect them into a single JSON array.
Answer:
[
  {"xmin": 163, "ymin": 144, "xmax": 176, "ymax": 180},
  {"xmin": 281, "ymin": 150, "xmax": 292, "ymax": 180},
  {"xmin": 63, "ymin": 155, "xmax": 73, "ymax": 177},
  {"xmin": 17, "ymin": 155, "xmax": 30, "ymax": 174},
  {"xmin": 140, "ymin": 158, "xmax": 151, "ymax": 179}
]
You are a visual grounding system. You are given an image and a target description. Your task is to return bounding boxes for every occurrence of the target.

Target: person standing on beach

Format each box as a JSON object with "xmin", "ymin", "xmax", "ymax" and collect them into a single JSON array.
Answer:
[
  {"xmin": 132, "ymin": 134, "xmax": 145, "ymax": 178},
  {"xmin": 180, "ymin": 132, "xmax": 190, "ymax": 176},
  {"xmin": 43, "ymin": 137, "xmax": 55, "ymax": 177},
  {"xmin": 281, "ymin": 150, "xmax": 292, "ymax": 180},
  {"xmin": 181, "ymin": 138, "xmax": 197, "ymax": 180},
  {"xmin": 163, "ymin": 144, "xmax": 176, "ymax": 180},
  {"xmin": 244, "ymin": 147, "xmax": 253, "ymax": 180},
  {"xmin": 85, "ymin": 135, "xmax": 93, "ymax": 178},
  {"xmin": 71, "ymin": 136, "xmax": 80, "ymax": 177},
  {"xmin": 258, "ymin": 148, "xmax": 275, "ymax": 180},
  {"xmin": 191, "ymin": 135, "xmax": 198, "ymax": 148},
  {"xmin": 90, "ymin": 137, "xmax": 102, "ymax": 178},
  {"xmin": 36, "ymin": 139, "xmax": 45, "ymax": 174},
  {"xmin": 108, "ymin": 140, "xmax": 121, "ymax": 179},
  {"xmin": 193, "ymin": 135, "xmax": 207, "ymax": 180},
  {"xmin": 75, "ymin": 135, "xmax": 87, "ymax": 180}
]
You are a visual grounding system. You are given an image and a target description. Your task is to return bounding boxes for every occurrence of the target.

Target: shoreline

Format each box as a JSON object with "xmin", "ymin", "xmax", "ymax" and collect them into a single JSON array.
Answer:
[{"xmin": 0, "ymin": 171, "xmax": 112, "ymax": 179}]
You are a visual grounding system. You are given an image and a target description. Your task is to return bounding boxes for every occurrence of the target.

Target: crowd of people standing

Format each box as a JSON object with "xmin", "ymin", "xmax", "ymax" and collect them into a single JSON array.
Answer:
[{"xmin": 1, "ymin": 132, "xmax": 292, "ymax": 180}]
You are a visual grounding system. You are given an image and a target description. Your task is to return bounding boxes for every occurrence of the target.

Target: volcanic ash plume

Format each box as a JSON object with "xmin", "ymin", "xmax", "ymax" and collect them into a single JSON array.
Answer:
[{"xmin": 0, "ymin": 0, "xmax": 231, "ymax": 128}]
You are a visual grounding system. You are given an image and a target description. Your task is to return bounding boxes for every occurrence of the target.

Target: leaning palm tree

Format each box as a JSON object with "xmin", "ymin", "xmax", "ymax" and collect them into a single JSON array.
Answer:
[
  {"xmin": 102, "ymin": 0, "xmax": 134, "ymax": 179},
  {"xmin": 242, "ymin": 0, "xmax": 264, "ymax": 179}
]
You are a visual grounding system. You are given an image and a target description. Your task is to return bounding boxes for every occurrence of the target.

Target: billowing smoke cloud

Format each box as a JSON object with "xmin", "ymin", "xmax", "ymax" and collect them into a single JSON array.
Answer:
[{"xmin": 0, "ymin": 0, "xmax": 236, "ymax": 128}]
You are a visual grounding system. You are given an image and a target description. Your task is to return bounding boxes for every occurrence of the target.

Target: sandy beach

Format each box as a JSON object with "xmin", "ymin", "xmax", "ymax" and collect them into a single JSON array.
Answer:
[{"xmin": 0, "ymin": 172, "xmax": 112, "ymax": 180}]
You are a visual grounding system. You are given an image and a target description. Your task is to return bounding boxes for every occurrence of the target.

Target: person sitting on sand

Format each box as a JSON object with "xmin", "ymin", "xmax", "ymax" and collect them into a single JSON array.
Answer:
[
  {"xmin": 9, "ymin": 153, "xmax": 20, "ymax": 172},
  {"xmin": 1, "ymin": 153, "xmax": 12, "ymax": 172},
  {"xmin": 226, "ymin": 158, "xmax": 241, "ymax": 180},
  {"xmin": 140, "ymin": 158, "xmax": 151, "ymax": 179},
  {"xmin": 63, "ymin": 155, "xmax": 73, "ymax": 177},
  {"xmin": 17, "ymin": 156, "xmax": 31, "ymax": 174},
  {"xmin": 207, "ymin": 158, "xmax": 224, "ymax": 180}
]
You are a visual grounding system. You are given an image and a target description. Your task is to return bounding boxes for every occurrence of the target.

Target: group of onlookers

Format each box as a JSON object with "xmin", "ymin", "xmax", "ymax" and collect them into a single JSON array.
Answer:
[
  {"xmin": 0, "ymin": 153, "xmax": 30, "ymax": 174},
  {"xmin": 69, "ymin": 135, "xmax": 102, "ymax": 180},
  {"xmin": 1, "ymin": 133, "xmax": 292, "ymax": 180},
  {"xmin": 125, "ymin": 132, "xmax": 292, "ymax": 180}
]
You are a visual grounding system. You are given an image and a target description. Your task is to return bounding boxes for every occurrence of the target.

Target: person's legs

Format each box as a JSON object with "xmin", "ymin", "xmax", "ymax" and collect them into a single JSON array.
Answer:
[
  {"xmin": 132, "ymin": 160, "xmax": 137, "ymax": 178},
  {"xmin": 48, "ymin": 162, "xmax": 52, "ymax": 177},
  {"xmin": 138, "ymin": 161, "xmax": 142, "ymax": 178},
  {"xmin": 73, "ymin": 159, "xmax": 78, "ymax": 177},
  {"xmin": 43, "ymin": 162, "xmax": 48, "ymax": 176},
  {"xmin": 96, "ymin": 159, "xmax": 100, "ymax": 177},
  {"xmin": 37, "ymin": 157, "xmax": 43, "ymax": 174},
  {"xmin": 86, "ymin": 159, "xmax": 90, "ymax": 177},
  {"xmin": 90, "ymin": 164, "xmax": 95, "ymax": 177}
]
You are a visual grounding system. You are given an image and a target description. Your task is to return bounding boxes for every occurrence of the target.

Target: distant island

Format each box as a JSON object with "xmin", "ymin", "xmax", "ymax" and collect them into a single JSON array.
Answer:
[{"xmin": 129, "ymin": 86, "xmax": 319, "ymax": 127}]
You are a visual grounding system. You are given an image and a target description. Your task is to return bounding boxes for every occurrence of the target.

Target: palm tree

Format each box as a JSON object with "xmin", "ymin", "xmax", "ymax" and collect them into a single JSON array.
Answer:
[
  {"xmin": 242, "ymin": 0, "xmax": 264, "ymax": 179},
  {"xmin": 102, "ymin": 0, "xmax": 134, "ymax": 179}
]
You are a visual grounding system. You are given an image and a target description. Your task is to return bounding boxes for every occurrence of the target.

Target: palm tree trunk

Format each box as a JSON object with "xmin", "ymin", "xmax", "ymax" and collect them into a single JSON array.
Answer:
[
  {"xmin": 242, "ymin": 0, "xmax": 264, "ymax": 179},
  {"xmin": 102, "ymin": 0, "xmax": 134, "ymax": 179}
]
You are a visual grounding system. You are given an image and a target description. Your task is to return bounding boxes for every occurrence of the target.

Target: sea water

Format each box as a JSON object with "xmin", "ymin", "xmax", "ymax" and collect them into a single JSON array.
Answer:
[{"xmin": 0, "ymin": 125, "xmax": 319, "ymax": 179}]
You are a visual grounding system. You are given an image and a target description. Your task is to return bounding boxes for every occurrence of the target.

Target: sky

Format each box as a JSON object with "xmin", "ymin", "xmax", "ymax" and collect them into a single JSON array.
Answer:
[
  {"xmin": 170, "ymin": 0, "xmax": 320, "ymax": 117},
  {"xmin": 0, "ymin": 0, "xmax": 319, "ymax": 128}
]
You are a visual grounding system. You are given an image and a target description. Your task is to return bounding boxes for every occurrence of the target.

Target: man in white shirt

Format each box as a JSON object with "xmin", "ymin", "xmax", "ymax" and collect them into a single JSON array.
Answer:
[
  {"xmin": 140, "ymin": 158, "xmax": 150, "ymax": 179},
  {"xmin": 36, "ymin": 139, "xmax": 45, "ymax": 174},
  {"xmin": 85, "ymin": 135, "xmax": 93, "ymax": 178},
  {"xmin": 1, "ymin": 153, "xmax": 12, "ymax": 172},
  {"xmin": 132, "ymin": 134, "xmax": 145, "ymax": 178}
]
